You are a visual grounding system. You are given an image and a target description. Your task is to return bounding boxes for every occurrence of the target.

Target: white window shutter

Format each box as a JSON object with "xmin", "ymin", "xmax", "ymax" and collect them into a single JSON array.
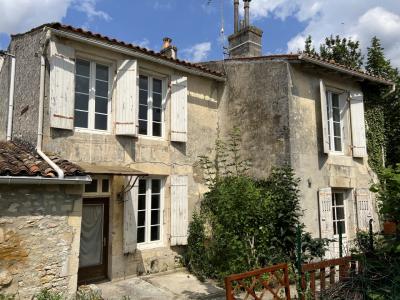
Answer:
[
  {"xmin": 320, "ymin": 80, "xmax": 330, "ymax": 153},
  {"xmin": 350, "ymin": 91, "xmax": 367, "ymax": 157},
  {"xmin": 115, "ymin": 60, "xmax": 138, "ymax": 136},
  {"xmin": 356, "ymin": 188, "xmax": 373, "ymax": 231},
  {"xmin": 171, "ymin": 75, "xmax": 188, "ymax": 142},
  {"xmin": 123, "ymin": 176, "xmax": 138, "ymax": 254},
  {"xmin": 170, "ymin": 175, "xmax": 189, "ymax": 246},
  {"xmin": 319, "ymin": 187, "xmax": 333, "ymax": 239},
  {"xmin": 49, "ymin": 41, "xmax": 75, "ymax": 130}
]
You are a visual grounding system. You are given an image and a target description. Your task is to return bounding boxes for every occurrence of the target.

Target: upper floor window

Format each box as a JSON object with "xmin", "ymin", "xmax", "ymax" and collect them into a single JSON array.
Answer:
[
  {"xmin": 75, "ymin": 59, "xmax": 110, "ymax": 131},
  {"xmin": 139, "ymin": 75, "xmax": 163, "ymax": 137},
  {"xmin": 326, "ymin": 91, "xmax": 343, "ymax": 152}
]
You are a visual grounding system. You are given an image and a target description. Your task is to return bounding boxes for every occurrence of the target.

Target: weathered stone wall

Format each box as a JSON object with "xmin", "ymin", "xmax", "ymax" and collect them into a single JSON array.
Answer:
[{"xmin": 0, "ymin": 184, "xmax": 83, "ymax": 299}]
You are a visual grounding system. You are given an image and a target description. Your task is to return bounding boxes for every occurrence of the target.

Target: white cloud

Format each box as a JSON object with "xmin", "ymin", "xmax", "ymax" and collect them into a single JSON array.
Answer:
[
  {"xmin": 182, "ymin": 42, "xmax": 212, "ymax": 62},
  {"xmin": 0, "ymin": 0, "xmax": 111, "ymax": 36},
  {"xmin": 247, "ymin": 0, "xmax": 400, "ymax": 67},
  {"xmin": 133, "ymin": 38, "xmax": 151, "ymax": 50}
]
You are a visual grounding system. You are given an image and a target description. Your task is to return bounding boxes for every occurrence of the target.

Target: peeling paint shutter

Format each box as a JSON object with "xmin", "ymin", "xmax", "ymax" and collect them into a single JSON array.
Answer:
[
  {"xmin": 319, "ymin": 187, "xmax": 333, "ymax": 239},
  {"xmin": 350, "ymin": 91, "xmax": 367, "ymax": 157},
  {"xmin": 49, "ymin": 41, "xmax": 75, "ymax": 130},
  {"xmin": 115, "ymin": 60, "xmax": 138, "ymax": 136},
  {"xmin": 170, "ymin": 175, "xmax": 188, "ymax": 246},
  {"xmin": 123, "ymin": 176, "xmax": 138, "ymax": 254},
  {"xmin": 320, "ymin": 79, "xmax": 330, "ymax": 153},
  {"xmin": 171, "ymin": 75, "xmax": 188, "ymax": 142},
  {"xmin": 356, "ymin": 188, "xmax": 373, "ymax": 231}
]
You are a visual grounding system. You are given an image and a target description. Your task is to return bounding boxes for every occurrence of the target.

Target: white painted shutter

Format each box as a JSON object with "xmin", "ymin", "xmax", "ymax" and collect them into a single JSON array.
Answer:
[
  {"xmin": 350, "ymin": 91, "xmax": 367, "ymax": 157},
  {"xmin": 356, "ymin": 188, "xmax": 373, "ymax": 231},
  {"xmin": 320, "ymin": 80, "xmax": 330, "ymax": 153},
  {"xmin": 115, "ymin": 60, "xmax": 138, "ymax": 136},
  {"xmin": 171, "ymin": 75, "xmax": 188, "ymax": 142},
  {"xmin": 0, "ymin": 56, "xmax": 4, "ymax": 73},
  {"xmin": 123, "ymin": 176, "xmax": 138, "ymax": 254},
  {"xmin": 170, "ymin": 175, "xmax": 189, "ymax": 246},
  {"xmin": 319, "ymin": 187, "xmax": 333, "ymax": 239},
  {"xmin": 49, "ymin": 41, "xmax": 75, "ymax": 130}
]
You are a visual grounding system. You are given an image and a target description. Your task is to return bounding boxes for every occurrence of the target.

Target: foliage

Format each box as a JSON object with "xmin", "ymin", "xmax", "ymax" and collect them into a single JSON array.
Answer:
[
  {"xmin": 75, "ymin": 288, "xmax": 102, "ymax": 300},
  {"xmin": 304, "ymin": 35, "xmax": 316, "ymax": 56},
  {"xmin": 364, "ymin": 106, "xmax": 385, "ymax": 175},
  {"xmin": 186, "ymin": 130, "xmax": 329, "ymax": 282},
  {"xmin": 34, "ymin": 289, "xmax": 64, "ymax": 300},
  {"xmin": 0, "ymin": 295, "xmax": 15, "ymax": 300}
]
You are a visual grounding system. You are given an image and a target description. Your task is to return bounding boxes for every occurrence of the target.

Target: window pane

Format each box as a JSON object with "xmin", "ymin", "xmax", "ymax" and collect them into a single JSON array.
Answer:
[
  {"xmin": 137, "ymin": 227, "xmax": 145, "ymax": 243},
  {"xmin": 336, "ymin": 207, "xmax": 345, "ymax": 219},
  {"xmin": 153, "ymin": 108, "xmax": 161, "ymax": 122},
  {"xmin": 139, "ymin": 105, "xmax": 148, "ymax": 120},
  {"xmin": 85, "ymin": 179, "xmax": 98, "ymax": 193},
  {"xmin": 139, "ymin": 90, "xmax": 148, "ymax": 105},
  {"xmin": 338, "ymin": 221, "xmax": 346, "ymax": 234},
  {"xmin": 153, "ymin": 79, "xmax": 162, "ymax": 94},
  {"xmin": 333, "ymin": 108, "xmax": 340, "ymax": 122},
  {"xmin": 139, "ymin": 120, "xmax": 147, "ymax": 135},
  {"xmin": 152, "ymin": 179, "xmax": 161, "ymax": 193},
  {"xmin": 96, "ymin": 64, "xmax": 109, "ymax": 81},
  {"xmin": 75, "ymin": 93, "xmax": 89, "ymax": 111},
  {"xmin": 102, "ymin": 179, "xmax": 109, "ymax": 193},
  {"xmin": 153, "ymin": 122, "xmax": 161, "ymax": 137},
  {"xmin": 138, "ymin": 195, "xmax": 146, "ymax": 210},
  {"xmin": 139, "ymin": 179, "xmax": 146, "ymax": 194},
  {"xmin": 332, "ymin": 206, "xmax": 336, "ymax": 220},
  {"xmin": 138, "ymin": 211, "xmax": 146, "ymax": 227},
  {"xmin": 153, "ymin": 93, "xmax": 162, "ymax": 108},
  {"xmin": 333, "ymin": 122, "xmax": 341, "ymax": 137},
  {"xmin": 335, "ymin": 193, "xmax": 344, "ymax": 205},
  {"xmin": 95, "ymin": 97, "xmax": 108, "ymax": 114},
  {"xmin": 151, "ymin": 210, "xmax": 160, "ymax": 225},
  {"xmin": 74, "ymin": 110, "xmax": 88, "ymax": 128},
  {"xmin": 334, "ymin": 137, "xmax": 342, "ymax": 151},
  {"xmin": 95, "ymin": 114, "xmax": 107, "ymax": 130},
  {"xmin": 76, "ymin": 76, "xmax": 89, "ymax": 93},
  {"xmin": 332, "ymin": 94, "xmax": 339, "ymax": 107},
  {"xmin": 76, "ymin": 59, "xmax": 90, "ymax": 77},
  {"xmin": 333, "ymin": 222, "xmax": 337, "ymax": 235},
  {"xmin": 151, "ymin": 226, "xmax": 160, "ymax": 241},
  {"xmin": 96, "ymin": 80, "xmax": 108, "ymax": 98},
  {"xmin": 139, "ymin": 75, "xmax": 148, "ymax": 90},
  {"xmin": 151, "ymin": 195, "xmax": 160, "ymax": 209}
]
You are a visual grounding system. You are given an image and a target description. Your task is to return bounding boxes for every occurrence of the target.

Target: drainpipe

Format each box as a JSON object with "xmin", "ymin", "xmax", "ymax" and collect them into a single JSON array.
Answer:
[
  {"xmin": 234, "ymin": 0, "xmax": 239, "ymax": 33},
  {"xmin": 6, "ymin": 53, "xmax": 15, "ymax": 141},
  {"xmin": 36, "ymin": 30, "xmax": 65, "ymax": 179}
]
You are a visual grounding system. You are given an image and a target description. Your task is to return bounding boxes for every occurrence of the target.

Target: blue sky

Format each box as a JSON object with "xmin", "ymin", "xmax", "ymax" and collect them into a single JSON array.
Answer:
[{"xmin": 1, "ymin": 0, "xmax": 400, "ymax": 66}]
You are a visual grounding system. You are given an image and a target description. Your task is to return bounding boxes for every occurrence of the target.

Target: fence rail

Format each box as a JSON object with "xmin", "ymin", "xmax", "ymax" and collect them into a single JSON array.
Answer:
[{"xmin": 225, "ymin": 263, "xmax": 291, "ymax": 300}]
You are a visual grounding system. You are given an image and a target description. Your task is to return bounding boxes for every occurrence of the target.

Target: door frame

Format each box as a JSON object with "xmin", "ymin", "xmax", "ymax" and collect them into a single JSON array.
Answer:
[{"xmin": 78, "ymin": 197, "xmax": 109, "ymax": 284}]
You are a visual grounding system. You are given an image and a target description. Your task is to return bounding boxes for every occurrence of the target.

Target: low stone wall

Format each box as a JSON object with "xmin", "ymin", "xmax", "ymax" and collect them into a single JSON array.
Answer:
[{"xmin": 0, "ymin": 184, "xmax": 83, "ymax": 299}]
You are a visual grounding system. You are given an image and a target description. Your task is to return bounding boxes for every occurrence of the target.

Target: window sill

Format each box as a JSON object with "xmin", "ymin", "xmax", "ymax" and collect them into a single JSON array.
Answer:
[
  {"xmin": 137, "ymin": 240, "xmax": 164, "ymax": 251},
  {"xmin": 138, "ymin": 135, "xmax": 166, "ymax": 142},
  {"xmin": 74, "ymin": 128, "xmax": 112, "ymax": 135}
]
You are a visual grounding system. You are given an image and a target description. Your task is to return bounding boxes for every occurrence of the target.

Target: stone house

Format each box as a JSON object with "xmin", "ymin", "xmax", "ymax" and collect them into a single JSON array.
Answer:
[{"xmin": 0, "ymin": 0, "xmax": 394, "ymax": 297}]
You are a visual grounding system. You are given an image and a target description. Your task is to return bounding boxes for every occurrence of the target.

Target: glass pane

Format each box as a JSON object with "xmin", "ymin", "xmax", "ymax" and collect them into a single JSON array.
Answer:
[
  {"xmin": 95, "ymin": 114, "xmax": 107, "ymax": 130},
  {"xmin": 102, "ymin": 179, "xmax": 109, "ymax": 193},
  {"xmin": 138, "ymin": 179, "xmax": 146, "ymax": 194},
  {"xmin": 151, "ymin": 210, "xmax": 160, "ymax": 225},
  {"xmin": 151, "ymin": 195, "xmax": 160, "ymax": 209},
  {"xmin": 139, "ymin": 105, "xmax": 148, "ymax": 120},
  {"xmin": 333, "ymin": 222, "xmax": 337, "ymax": 235},
  {"xmin": 336, "ymin": 207, "xmax": 345, "ymax": 219},
  {"xmin": 138, "ymin": 211, "xmax": 146, "ymax": 227},
  {"xmin": 139, "ymin": 75, "xmax": 148, "ymax": 90},
  {"xmin": 96, "ymin": 64, "xmax": 109, "ymax": 81},
  {"xmin": 85, "ymin": 179, "xmax": 98, "ymax": 193},
  {"xmin": 333, "ymin": 122, "xmax": 341, "ymax": 137},
  {"xmin": 151, "ymin": 226, "xmax": 160, "ymax": 241},
  {"xmin": 153, "ymin": 122, "xmax": 161, "ymax": 137},
  {"xmin": 332, "ymin": 206, "xmax": 336, "ymax": 220},
  {"xmin": 153, "ymin": 93, "xmax": 162, "ymax": 108},
  {"xmin": 74, "ymin": 110, "xmax": 88, "ymax": 128},
  {"xmin": 96, "ymin": 80, "xmax": 108, "ymax": 98},
  {"xmin": 333, "ymin": 108, "xmax": 340, "ymax": 122},
  {"xmin": 153, "ymin": 79, "xmax": 162, "ymax": 94},
  {"xmin": 332, "ymin": 94, "xmax": 339, "ymax": 107},
  {"xmin": 139, "ymin": 120, "xmax": 147, "ymax": 135},
  {"xmin": 75, "ymin": 93, "xmax": 89, "ymax": 111},
  {"xmin": 139, "ymin": 90, "xmax": 148, "ymax": 105},
  {"xmin": 335, "ymin": 193, "xmax": 344, "ymax": 205},
  {"xmin": 76, "ymin": 76, "xmax": 89, "ymax": 93},
  {"xmin": 338, "ymin": 221, "xmax": 346, "ymax": 234},
  {"xmin": 95, "ymin": 97, "xmax": 108, "ymax": 114},
  {"xmin": 334, "ymin": 137, "xmax": 342, "ymax": 151},
  {"xmin": 76, "ymin": 59, "xmax": 90, "ymax": 77},
  {"xmin": 153, "ymin": 108, "xmax": 161, "ymax": 122},
  {"xmin": 137, "ymin": 227, "xmax": 145, "ymax": 243},
  {"xmin": 138, "ymin": 195, "xmax": 146, "ymax": 210},
  {"xmin": 152, "ymin": 179, "xmax": 161, "ymax": 193}
]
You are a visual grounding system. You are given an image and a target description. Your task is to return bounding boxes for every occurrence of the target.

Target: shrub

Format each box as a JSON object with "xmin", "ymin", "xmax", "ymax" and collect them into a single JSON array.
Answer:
[{"xmin": 34, "ymin": 289, "xmax": 63, "ymax": 300}]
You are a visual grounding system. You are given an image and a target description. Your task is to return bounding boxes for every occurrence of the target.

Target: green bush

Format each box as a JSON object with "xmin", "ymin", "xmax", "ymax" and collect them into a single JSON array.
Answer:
[{"xmin": 34, "ymin": 289, "xmax": 64, "ymax": 300}]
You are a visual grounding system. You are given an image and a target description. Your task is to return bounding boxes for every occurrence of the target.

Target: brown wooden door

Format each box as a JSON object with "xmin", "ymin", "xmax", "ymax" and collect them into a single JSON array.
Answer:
[{"xmin": 78, "ymin": 198, "xmax": 109, "ymax": 284}]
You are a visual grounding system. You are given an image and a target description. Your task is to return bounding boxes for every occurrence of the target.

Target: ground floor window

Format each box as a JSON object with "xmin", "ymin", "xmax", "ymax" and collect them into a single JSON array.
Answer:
[
  {"xmin": 137, "ymin": 178, "xmax": 163, "ymax": 245},
  {"xmin": 332, "ymin": 191, "xmax": 346, "ymax": 235}
]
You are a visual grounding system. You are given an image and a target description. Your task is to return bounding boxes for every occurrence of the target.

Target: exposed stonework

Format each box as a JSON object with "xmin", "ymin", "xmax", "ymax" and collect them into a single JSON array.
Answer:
[{"xmin": 0, "ymin": 185, "xmax": 82, "ymax": 299}]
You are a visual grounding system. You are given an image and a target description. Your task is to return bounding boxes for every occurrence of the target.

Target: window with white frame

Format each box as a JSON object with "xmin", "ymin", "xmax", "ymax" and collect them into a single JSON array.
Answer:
[
  {"xmin": 326, "ymin": 91, "xmax": 343, "ymax": 152},
  {"xmin": 138, "ymin": 75, "xmax": 163, "ymax": 137},
  {"xmin": 332, "ymin": 191, "xmax": 346, "ymax": 235},
  {"xmin": 75, "ymin": 59, "xmax": 111, "ymax": 131},
  {"xmin": 137, "ymin": 178, "xmax": 163, "ymax": 244},
  {"xmin": 84, "ymin": 176, "xmax": 111, "ymax": 195}
]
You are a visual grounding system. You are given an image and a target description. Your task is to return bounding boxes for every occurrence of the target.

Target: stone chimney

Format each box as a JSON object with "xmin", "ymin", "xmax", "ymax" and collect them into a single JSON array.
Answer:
[
  {"xmin": 228, "ymin": 0, "xmax": 263, "ymax": 58},
  {"xmin": 160, "ymin": 37, "xmax": 178, "ymax": 59}
]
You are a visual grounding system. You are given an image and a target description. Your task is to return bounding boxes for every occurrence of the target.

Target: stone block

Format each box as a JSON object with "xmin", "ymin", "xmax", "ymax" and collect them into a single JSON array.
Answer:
[{"xmin": 0, "ymin": 270, "xmax": 13, "ymax": 287}]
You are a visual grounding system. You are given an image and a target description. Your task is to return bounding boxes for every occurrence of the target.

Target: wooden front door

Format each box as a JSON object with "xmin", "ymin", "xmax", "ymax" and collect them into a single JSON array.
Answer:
[{"xmin": 78, "ymin": 198, "xmax": 109, "ymax": 284}]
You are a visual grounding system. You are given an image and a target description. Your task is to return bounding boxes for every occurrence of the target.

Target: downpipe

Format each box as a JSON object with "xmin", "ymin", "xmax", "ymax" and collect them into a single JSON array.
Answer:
[{"xmin": 6, "ymin": 54, "xmax": 15, "ymax": 141}]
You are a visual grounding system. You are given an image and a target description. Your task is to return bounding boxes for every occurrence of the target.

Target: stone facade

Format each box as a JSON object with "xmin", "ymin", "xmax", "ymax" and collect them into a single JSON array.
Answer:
[{"xmin": 0, "ymin": 184, "xmax": 83, "ymax": 299}]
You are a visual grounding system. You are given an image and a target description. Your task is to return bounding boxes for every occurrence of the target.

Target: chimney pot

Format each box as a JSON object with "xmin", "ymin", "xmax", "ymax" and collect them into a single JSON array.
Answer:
[
  {"xmin": 160, "ymin": 37, "xmax": 178, "ymax": 60},
  {"xmin": 163, "ymin": 37, "xmax": 172, "ymax": 49}
]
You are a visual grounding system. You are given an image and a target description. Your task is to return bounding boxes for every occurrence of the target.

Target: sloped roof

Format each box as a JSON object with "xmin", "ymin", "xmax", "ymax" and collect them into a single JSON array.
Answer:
[{"xmin": 0, "ymin": 141, "xmax": 85, "ymax": 178}]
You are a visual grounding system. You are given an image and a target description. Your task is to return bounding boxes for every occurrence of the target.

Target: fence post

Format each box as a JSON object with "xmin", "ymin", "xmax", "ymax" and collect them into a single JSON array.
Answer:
[
  {"xmin": 339, "ymin": 225, "xmax": 343, "ymax": 258},
  {"xmin": 296, "ymin": 224, "xmax": 302, "ymax": 297},
  {"xmin": 369, "ymin": 219, "xmax": 374, "ymax": 252}
]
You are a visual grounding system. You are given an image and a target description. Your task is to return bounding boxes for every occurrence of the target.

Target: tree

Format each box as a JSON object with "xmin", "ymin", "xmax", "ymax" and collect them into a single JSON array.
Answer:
[
  {"xmin": 304, "ymin": 35, "xmax": 317, "ymax": 56},
  {"xmin": 366, "ymin": 37, "xmax": 395, "ymax": 80}
]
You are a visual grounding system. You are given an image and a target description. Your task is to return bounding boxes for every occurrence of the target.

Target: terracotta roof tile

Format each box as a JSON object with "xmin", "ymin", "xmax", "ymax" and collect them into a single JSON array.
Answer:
[{"xmin": 0, "ymin": 140, "xmax": 85, "ymax": 177}]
